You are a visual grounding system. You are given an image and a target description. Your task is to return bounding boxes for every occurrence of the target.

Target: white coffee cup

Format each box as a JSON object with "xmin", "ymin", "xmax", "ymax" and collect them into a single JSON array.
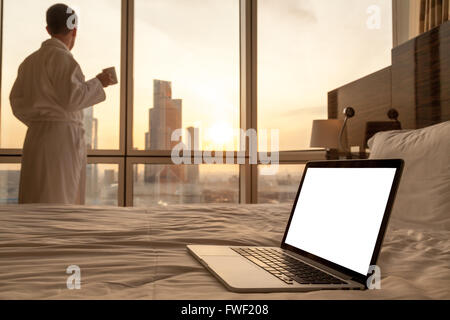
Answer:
[{"xmin": 103, "ymin": 67, "xmax": 118, "ymax": 85}]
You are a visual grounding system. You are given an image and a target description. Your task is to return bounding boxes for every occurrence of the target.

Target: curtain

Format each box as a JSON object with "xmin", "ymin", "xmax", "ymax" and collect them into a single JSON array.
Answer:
[{"xmin": 420, "ymin": 0, "xmax": 450, "ymax": 33}]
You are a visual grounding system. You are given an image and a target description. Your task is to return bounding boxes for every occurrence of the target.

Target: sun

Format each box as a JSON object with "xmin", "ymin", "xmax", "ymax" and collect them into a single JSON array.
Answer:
[{"xmin": 205, "ymin": 122, "xmax": 234, "ymax": 150}]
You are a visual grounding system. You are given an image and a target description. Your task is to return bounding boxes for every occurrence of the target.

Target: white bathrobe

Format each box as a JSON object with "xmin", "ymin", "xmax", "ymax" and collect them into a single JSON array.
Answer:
[{"xmin": 10, "ymin": 38, "xmax": 106, "ymax": 204}]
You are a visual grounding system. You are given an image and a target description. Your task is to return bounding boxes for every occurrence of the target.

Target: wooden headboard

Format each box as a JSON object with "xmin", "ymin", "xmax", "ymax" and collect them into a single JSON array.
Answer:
[{"xmin": 328, "ymin": 21, "xmax": 450, "ymax": 150}]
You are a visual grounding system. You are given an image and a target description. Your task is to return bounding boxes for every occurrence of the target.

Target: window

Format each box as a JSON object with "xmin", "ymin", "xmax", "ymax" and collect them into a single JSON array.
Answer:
[
  {"xmin": 258, "ymin": 164, "xmax": 305, "ymax": 204},
  {"xmin": 0, "ymin": 0, "xmax": 122, "ymax": 150},
  {"xmin": 86, "ymin": 163, "xmax": 120, "ymax": 206},
  {"xmin": 133, "ymin": 0, "xmax": 240, "ymax": 152},
  {"xmin": 0, "ymin": 0, "xmax": 394, "ymax": 206},
  {"xmin": 133, "ymin": 164, "xmax": 239, "ymax": 206},
  {"xmin": 0, "ymin": 161, "xmax": 121, "ymax": 205},
  {"xmin": 0, "ymin": 163, "xmax": 20, "ymax": 204},
  {"xmin": 258, "ymin": 0, "xmax": 393, "ymax": 151}
]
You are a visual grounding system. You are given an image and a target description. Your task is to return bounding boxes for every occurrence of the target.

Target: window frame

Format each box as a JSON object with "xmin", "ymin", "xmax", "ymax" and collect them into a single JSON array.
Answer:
[{"xmin": 0, "ymin": 0, "xmax": 343, "ymax": 206}]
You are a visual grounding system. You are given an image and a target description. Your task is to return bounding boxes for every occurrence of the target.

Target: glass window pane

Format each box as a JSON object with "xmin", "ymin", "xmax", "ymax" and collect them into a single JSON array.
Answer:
[
  {"xmin": 1, "ymin": 0, "xmax": 121, "ymax": 150},
  {"xmin": 134, "ymin": 0, "xmax": 240, "ymax": 151},
  {"xmin": 258, "ymin": 165, "xmax": 305, "ymax": 204},
  {"xmin": 258, "ymin": 0, "xmax": 393, "ymax": 151},
  {"xmin": 133, "ymin": 164, "xmax": 239, "ymax": 206},
  {"xmin": 0, "ymin": 163, "xmax": 21, "ymax": 204},
  {"xmin": 0, "ymin": 162, "xmax": 119, "ymax": 205},
  {"xmin": 86, "ymin": 163, "xmax": 119, "ymax": 206}
]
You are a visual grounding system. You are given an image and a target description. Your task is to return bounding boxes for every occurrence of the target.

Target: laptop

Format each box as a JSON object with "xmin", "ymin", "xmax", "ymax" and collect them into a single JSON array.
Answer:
[{"xmin": 188, "ymin": 159, "xmax": 404, "ymax": 292}]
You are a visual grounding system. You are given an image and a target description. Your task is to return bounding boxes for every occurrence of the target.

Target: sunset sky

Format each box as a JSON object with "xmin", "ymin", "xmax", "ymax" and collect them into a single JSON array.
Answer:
[{"xmin": 0, "ymin": 0, "xmax": 392, "ymax": 151}]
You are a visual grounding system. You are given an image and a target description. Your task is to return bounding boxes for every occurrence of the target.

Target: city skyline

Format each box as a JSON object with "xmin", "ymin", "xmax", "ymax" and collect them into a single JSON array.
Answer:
[{"xmin": 1, "ymin": 158, "xmax": 306, "ymax": 205}]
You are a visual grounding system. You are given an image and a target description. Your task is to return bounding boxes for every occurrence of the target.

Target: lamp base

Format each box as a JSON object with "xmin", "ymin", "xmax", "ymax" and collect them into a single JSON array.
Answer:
[{"xmin": 326, "ymin": 149, "xmax": 339, "ymax": 160}]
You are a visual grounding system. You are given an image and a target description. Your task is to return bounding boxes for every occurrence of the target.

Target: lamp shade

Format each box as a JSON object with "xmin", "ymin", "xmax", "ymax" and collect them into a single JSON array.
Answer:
[{"xmin": 310, "ymin": 119, "xmax": 346, "ymax": 149}]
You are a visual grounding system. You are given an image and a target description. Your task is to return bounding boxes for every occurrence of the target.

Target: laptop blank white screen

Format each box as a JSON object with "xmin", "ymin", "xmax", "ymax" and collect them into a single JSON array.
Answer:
[{"xmin": 285, "ymin": 167, "xmax": 397, "ymax": 276}]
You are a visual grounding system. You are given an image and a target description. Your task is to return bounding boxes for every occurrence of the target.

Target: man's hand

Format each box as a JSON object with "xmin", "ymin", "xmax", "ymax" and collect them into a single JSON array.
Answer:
[{"xmin": 96, "ymin": 71, "xmax": 114, "ymax": 88}]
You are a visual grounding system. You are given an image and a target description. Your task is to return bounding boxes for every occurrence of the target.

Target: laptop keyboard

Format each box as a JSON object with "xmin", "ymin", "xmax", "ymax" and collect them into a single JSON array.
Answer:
[{"xmin": 232, "ymin": 247, "xmax": 347, "ymax": 285}]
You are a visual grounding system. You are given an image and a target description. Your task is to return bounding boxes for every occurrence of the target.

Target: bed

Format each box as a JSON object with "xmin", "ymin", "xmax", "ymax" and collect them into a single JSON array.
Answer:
[
  {"xmin": 0, "ymin": 201, "xmax": 448, "ymax": 300},
  {"xmin": 1, "ymin": 120, "xmax": 450, "ymax": 300}
]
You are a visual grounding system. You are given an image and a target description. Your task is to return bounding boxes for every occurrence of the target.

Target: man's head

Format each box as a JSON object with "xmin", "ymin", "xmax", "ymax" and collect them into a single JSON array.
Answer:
[{"xmin": 46, "ymin": 3, "xmax": 78, "ymax": 50}]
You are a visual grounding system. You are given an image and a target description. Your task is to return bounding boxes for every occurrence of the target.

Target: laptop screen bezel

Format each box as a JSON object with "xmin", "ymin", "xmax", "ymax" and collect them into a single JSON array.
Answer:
[{"xmin": 280, "ymin": 159, "xmax": 404, "ymax": 286}]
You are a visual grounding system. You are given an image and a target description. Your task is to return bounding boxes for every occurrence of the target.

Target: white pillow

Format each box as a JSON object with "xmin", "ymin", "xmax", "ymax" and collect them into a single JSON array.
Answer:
[{"xmin": 368, "ymin": 121, "xmax": 450, "ymax": 230}]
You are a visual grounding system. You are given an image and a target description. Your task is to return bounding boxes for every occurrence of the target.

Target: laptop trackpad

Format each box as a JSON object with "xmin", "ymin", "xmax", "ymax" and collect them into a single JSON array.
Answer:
[
  {"xmin": 203, "ymin": 255, "xmax": 284, "ymax": 290},
  {"xmin": 189, "ymin": 245, "xmax": 237, "ymax": 256}
]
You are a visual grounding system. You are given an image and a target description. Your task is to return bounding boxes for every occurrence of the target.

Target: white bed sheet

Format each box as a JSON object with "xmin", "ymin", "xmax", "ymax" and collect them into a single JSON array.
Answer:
[{"xmin": 0, "ymin": 204, "xmax": 448, "ymax": 300}]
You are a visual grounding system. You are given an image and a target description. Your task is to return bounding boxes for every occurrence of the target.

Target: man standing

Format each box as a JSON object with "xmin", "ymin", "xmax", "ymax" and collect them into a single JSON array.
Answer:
[{"xmin": 9, "ymin": 4, "xmax": 115, "ymax": 204}]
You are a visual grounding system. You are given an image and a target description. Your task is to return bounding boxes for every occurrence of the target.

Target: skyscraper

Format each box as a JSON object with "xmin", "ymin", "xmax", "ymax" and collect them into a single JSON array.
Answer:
[
  {"xmin": 103, "ymin": 169, "xmax": 116, "ymax": 186},
  {"xmin": 186, "ymin": 126, "xmax": 200, "ymax": 184},
  {"xmin": 84, "ymin": 108, "xmax": 99, "ymax": 201},
  {"xmin": 145, "ymin": 80, "xmax": 184, "ymax": 184},
  {"xmin": 84, "ymin": 107, "xmax": 98, "ymax": 150},
  {"xmin": 146, "ymin": 80, "xmax": 182, "ymax": 151}
]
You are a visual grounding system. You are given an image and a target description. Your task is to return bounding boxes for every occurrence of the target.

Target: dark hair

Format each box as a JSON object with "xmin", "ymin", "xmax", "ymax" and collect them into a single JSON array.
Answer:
[{"xmin": 46, "ymin": 3, "xmax": 77, "ymax": 35}]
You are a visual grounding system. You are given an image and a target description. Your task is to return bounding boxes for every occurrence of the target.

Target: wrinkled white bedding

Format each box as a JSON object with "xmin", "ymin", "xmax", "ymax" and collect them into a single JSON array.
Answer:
[{"xmin": 0, "ymin": 204, "xmax": 448, "ymax": 300}]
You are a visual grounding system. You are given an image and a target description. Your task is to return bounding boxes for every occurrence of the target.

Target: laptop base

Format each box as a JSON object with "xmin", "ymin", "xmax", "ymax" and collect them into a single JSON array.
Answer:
[{"xmin": 188, "ymin": 245, "xmax": 364, "ymax": 293}]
